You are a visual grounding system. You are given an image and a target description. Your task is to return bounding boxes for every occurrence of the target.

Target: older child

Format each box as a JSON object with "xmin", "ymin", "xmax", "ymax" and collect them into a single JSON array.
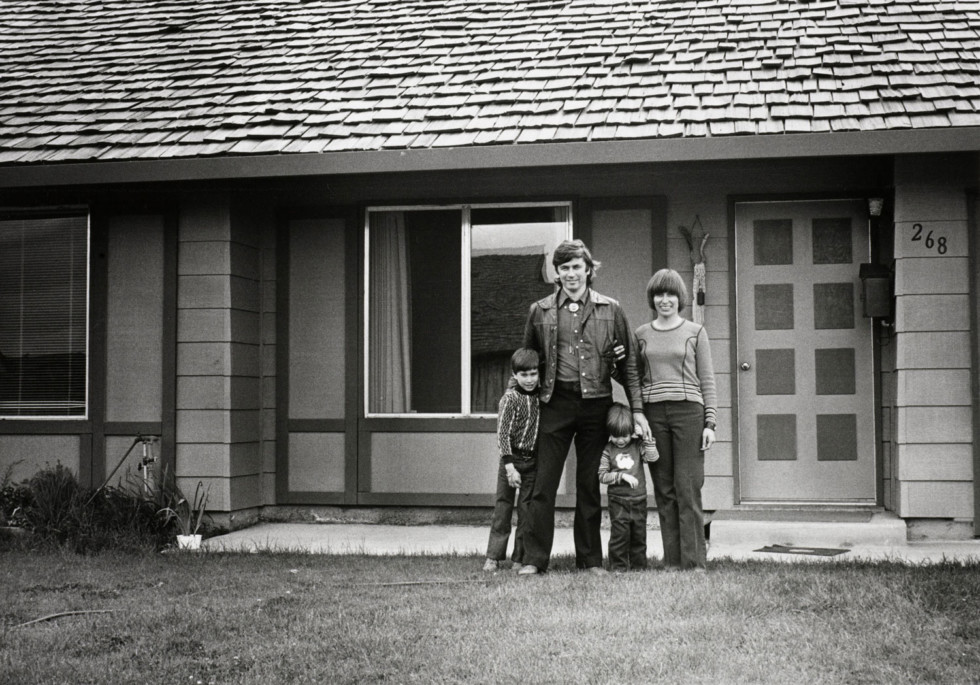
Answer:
[
  {"xmin": 483, "ymin": 348, "xmax": 540, "ymax": 572},
  {"xmin": 598, "ymin": 403, "xmax": 658, "ymax": 572}
]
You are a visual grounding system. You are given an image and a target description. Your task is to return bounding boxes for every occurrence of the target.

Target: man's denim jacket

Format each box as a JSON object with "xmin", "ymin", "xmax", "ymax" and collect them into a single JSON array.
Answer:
[{"xmin": 522, "ymin": 288, "xmax": 643, "ymax": 410}]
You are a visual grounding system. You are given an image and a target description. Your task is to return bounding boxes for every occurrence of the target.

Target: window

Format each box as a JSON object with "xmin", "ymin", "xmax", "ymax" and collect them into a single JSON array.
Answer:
[
  {"xmin": 0, "ymin": 212, "xmax": 89, "ymax": 418},
  {"xmin": 366, "ymin": 203, "xmax": 570, "ymax": 415}
]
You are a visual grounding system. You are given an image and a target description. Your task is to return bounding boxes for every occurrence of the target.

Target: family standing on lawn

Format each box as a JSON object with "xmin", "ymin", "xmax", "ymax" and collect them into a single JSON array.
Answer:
[{"xmin": 484, "ymin": 239, "xmax": 717, "ymax": 574}]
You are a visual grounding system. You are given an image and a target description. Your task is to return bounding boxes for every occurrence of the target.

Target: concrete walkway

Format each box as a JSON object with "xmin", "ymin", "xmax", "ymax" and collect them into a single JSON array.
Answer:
[{"xmin": 203, "ymin": 520, "xmax": 980, "ymax": 565}]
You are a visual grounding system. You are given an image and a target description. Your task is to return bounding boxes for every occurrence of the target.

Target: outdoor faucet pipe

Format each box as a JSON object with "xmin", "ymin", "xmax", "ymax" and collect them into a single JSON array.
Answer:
[{"xmin": 87, "ymin": 434, "xmax": 157, "ymax": 504}]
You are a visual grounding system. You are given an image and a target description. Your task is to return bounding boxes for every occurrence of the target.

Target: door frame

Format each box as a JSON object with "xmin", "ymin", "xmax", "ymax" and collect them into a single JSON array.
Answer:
[{"xmin": 727, "ymin": 192, "xmax": 889, "ymax": 507}]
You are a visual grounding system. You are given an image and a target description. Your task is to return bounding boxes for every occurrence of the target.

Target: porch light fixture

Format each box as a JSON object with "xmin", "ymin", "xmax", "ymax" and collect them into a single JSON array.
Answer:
[{"xmin": 867, "ymin": 197, "xmax": 884, "ymax": 217}]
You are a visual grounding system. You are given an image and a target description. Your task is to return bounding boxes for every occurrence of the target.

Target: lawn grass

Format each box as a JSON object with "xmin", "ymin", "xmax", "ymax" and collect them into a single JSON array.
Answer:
[{"xmin": 2, "ymin": 548, "xmax": 979, "ymax": 684}]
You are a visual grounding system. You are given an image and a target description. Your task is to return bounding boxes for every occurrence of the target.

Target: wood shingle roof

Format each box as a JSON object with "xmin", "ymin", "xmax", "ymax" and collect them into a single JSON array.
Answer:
[{"xmin": 1, "ymin": 0, "xmax": 978, "ymax": 167}]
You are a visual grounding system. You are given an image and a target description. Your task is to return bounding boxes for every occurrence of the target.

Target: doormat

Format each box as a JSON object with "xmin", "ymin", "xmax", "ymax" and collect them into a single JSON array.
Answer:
[{"xmin": 755, "ymin": 544, "xmax": 849, "ymax": 557}]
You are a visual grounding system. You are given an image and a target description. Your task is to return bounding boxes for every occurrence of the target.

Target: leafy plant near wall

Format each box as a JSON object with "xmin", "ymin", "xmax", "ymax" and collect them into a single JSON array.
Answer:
[
  {"xmin": 0, "ymin": 462, "xmax": 210, "ymax": 554},
  {"xmin": 158, "ymin": 477, "xmax": 211, "ymax": 537},
  {"xmin": 0, "ymin": 460, "xmax": 30, "ymax": 528},
  {"xmin": 22, "ymin": 463, "xmax": 81, "ymax": 540}
]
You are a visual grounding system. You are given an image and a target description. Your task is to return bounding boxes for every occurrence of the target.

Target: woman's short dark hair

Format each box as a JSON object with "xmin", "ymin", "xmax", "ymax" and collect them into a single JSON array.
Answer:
[
  {"xmin": 646, "ymin": 268, "xmax": 688, "ymax": 312},
  {"xmin": 552, "ymin": 239, "xmax": 600, "ymax": 285},
  {"xmin": 605, "ymin": 403, "xmax": 634, "ymax": 438},
  {"xmin": 511, "ymin": 347, "xmax": 539, "ymax": 373}
]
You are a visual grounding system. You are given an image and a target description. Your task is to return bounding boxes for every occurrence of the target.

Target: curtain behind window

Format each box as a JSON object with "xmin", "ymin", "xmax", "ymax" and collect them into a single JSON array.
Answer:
[
  {"xmin": 368, "ymin": 212, "xmax": 411, "ymax": 413},
  {"xmin": 0, "ymin": 214, "xmax": 88, "ymax": 417}
]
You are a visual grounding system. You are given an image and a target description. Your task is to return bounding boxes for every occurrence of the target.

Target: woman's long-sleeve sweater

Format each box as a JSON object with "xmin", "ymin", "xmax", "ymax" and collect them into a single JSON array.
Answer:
[{"xmin": 635, "ymin": 319, "xmax": 717, "ymax": 426}]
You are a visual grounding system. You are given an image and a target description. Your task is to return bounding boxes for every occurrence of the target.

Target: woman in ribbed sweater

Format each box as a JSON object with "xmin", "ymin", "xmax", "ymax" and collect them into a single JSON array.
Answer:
[{"xmin": 635, "ymin": 268, "xmax": 717, "ymax": 571}]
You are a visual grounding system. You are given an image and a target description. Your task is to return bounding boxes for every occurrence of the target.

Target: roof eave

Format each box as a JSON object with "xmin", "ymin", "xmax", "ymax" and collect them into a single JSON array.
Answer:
[{"xmin": 0, "ymin": 128, "xmax": 977, "ymax": 189}]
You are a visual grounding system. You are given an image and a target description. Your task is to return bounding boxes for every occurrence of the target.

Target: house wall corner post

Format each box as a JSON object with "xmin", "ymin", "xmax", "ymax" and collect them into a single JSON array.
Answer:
[
  {"xmin": 892, "ymin": 153, "xmax": 974, "ymax": 523},
  {"xmin": 175, "ymin": 194, "xmax": 264, "ymax": 515}
]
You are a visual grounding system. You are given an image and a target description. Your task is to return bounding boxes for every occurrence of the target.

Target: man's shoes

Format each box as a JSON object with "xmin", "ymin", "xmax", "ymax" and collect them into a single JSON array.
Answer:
[
  {"xmin": 517, "ymin": 564, "xmax": 540, "ymax": 575},
  {"xmin": 511, "ymin": 563, "xmax": 523, "ymax": 573},
  {"xmin": 482, "ymin": 558, "xmax": 499, "ymax": 572},
  {"xmin": 586, "ymin": 567, "xmax": 608, "ymax": 576}
]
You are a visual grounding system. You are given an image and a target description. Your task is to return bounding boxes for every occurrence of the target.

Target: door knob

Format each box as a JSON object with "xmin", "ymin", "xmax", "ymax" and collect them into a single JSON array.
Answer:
[{"xmin": 740, "ymin": 362, "xmax": 751, "ymax": 371}]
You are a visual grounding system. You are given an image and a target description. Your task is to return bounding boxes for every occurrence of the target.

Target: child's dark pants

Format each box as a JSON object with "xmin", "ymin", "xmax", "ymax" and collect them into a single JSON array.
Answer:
[
  {"xmin": 607, "ymin": 494, "xmax": 647, "ymax": 571},
  {"xmin": 486, "ymin": 457, "xmax": 537, "ymax": 563}
]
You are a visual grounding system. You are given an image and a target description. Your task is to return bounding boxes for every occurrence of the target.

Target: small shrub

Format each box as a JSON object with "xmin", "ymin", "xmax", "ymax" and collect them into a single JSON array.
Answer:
[
  {"xmin": 0, "ymin": 460, "xmax": 31, "ymax": 527},
  {"xmin": 8, "ymin": 463, "xmax": 178, "ymax": 554},
  {"xmin": 23, "ymin": 463, "xmax": 83, "ymax": 541}
]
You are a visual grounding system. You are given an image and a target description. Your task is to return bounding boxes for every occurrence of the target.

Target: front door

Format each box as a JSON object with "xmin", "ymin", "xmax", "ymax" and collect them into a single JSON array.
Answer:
[{"xmin": 735, "ymin": 200, "xmax": 876, "ymax": 503}]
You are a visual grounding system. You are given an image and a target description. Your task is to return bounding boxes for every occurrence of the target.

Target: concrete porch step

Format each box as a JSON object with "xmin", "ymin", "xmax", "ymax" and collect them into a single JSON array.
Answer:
[{"xmin": 708, "ymin": 511, "xmax": 908, "ymax": 548}]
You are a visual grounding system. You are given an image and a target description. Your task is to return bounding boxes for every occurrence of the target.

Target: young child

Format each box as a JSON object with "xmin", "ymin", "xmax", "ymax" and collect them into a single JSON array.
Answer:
[
  {"xmin": 483, "ymin": 348, "xmax": 540, "ymax": 572},
  {"xmin": 598, "ymin": 403, "xmax": 658, "ymax": 572}
]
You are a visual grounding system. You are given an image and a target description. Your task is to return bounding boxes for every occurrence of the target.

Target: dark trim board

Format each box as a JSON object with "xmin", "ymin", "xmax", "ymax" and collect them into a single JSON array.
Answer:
[
  {"xmin": 345, "ymin": 205, "xmax": 360, "ymax": 506},
  {"xmin": 355, "ymin": 492, "xmax": 497, "ymax": 507},
  {"xmin": 969, "ymin": 189, "xmax": 980, "ymax": 532},
  {"xmin": 0, "ymin": 421, "xmax": 91, "ymax": 434},
  {"xmin": 2, "ymin": 128, "xmax": 977, "ymax": 189},
  {"xmin": 161, "ymin": 209, "xmax": 178, "ymax": 483},
  {"xmin": 275, "ymin": 211, "xmax": 290, "ymax": 503},
  {"xmin": 288, "ymin": 419, "xmax": 346, "ymax": 433},
  {"xmin": 87, "ymin": 211, "xmax": 109, "ymax": 488},
  {"xmin": 103, "ymin": 422, "xmax": 164, "ymax": 436},
  {"xmin": 278, "ymin": 491, "xmax": 349, "ymax": 506},
  {"xmin": 362, "ymin": 418, "xmax": 497, "ymax": 432},
  {"xmin": 347, "ymin": 493, "xmax": 581, "ymax": 508}
]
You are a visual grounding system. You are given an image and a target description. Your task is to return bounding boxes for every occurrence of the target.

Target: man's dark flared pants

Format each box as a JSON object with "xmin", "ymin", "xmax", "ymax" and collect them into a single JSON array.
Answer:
[{"xmin": 523, "ymin": 386, "xmax": 612, "ymax": 571}]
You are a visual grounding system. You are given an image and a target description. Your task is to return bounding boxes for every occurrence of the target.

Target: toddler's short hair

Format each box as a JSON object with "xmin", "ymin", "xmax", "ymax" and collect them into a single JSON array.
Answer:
[
  {"xmin": 511, "ymin": 347, "xmax": 539, "ymax": 373},
  {"xmin": 605, "ymin": 403, "xmax": 634, "ymax": 438},
  {"xmin": 646, "ymin": 268, "xmax": 689, "ymax": 312}
]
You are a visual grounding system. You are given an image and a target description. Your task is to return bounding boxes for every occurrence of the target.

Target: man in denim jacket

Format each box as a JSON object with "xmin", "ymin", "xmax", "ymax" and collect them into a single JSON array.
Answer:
[{"xmin": 518, "ymin": 239, "xmax": 649, "ymax": 575}]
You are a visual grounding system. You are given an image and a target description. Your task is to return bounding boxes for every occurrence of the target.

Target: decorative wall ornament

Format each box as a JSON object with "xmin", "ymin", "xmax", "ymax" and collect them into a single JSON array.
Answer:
[{"xmin": 679, "ymin": 216, "xmax": 709, "ymax": 324}]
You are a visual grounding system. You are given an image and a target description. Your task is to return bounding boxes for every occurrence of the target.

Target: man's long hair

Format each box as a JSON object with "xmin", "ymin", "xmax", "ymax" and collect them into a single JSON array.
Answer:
[{"xmin": 552, "ymin": 239, "xmax": 600, "ymax": 286}]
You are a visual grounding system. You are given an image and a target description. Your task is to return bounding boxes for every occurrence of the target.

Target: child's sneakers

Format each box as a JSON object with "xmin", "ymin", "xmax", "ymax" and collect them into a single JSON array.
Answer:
[
  {"xmin": 482, "ymin": 558, "xmax": 499, "ymax": 572},
  {"xmin": 642, "ymin": 437, "xmax": 660, "ymax": 463}
]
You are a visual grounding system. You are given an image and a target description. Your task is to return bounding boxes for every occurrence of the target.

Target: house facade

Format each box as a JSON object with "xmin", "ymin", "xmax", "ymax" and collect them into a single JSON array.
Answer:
[{"xmin": 1, "ymin": 0, "xmax": 978, "ymax": 538}]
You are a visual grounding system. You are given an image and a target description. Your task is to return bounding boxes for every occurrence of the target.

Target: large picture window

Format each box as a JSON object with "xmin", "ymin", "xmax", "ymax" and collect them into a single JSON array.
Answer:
[
  {"xmin": 0, "ymin": 212, "xmax": 89, "ymax": 418},
  {"xmin": 366, "ymin": 203, "xmax": 570, "ymax": 416}
]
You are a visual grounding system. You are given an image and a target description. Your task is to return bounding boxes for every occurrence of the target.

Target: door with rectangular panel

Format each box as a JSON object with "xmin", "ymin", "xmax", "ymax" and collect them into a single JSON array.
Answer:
[{"xmin": 735, "ymin": 200, "xmax": 876, "ymax": 503}]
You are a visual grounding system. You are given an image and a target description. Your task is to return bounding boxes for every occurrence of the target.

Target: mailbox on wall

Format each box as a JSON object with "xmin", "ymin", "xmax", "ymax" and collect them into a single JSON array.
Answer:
[{"xmin": 858, "ymin": 263, "xmax": 892, "ymax": 319}]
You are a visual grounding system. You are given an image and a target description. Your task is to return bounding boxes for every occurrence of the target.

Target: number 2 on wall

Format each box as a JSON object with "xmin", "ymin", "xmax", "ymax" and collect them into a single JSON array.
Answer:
[{"xmin": 911, "ymin": 223, "xmax": 948, "ymax": 254}]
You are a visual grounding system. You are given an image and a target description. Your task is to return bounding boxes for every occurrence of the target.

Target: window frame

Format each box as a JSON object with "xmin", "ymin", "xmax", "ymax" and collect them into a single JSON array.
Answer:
[
  {"xmin": 363, "ymin": 201, "xmax": 572, "ymax": 418},
  {"xmin": 0, "ymin": 208, "xmax": 91, "ymax": 420}
]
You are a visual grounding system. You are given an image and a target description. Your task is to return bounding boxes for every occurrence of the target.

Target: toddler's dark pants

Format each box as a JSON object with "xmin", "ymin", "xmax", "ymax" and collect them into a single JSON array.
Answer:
[{"xmin": 607, "ymin": 494, "xmax": 647, "ymax": 571}]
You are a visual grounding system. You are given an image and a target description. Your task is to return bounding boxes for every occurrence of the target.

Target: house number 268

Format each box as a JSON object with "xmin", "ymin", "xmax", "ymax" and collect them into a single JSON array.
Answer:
[{"xmin": 911, "ymin": 223, "xmax": 948, "ymax": 254}]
